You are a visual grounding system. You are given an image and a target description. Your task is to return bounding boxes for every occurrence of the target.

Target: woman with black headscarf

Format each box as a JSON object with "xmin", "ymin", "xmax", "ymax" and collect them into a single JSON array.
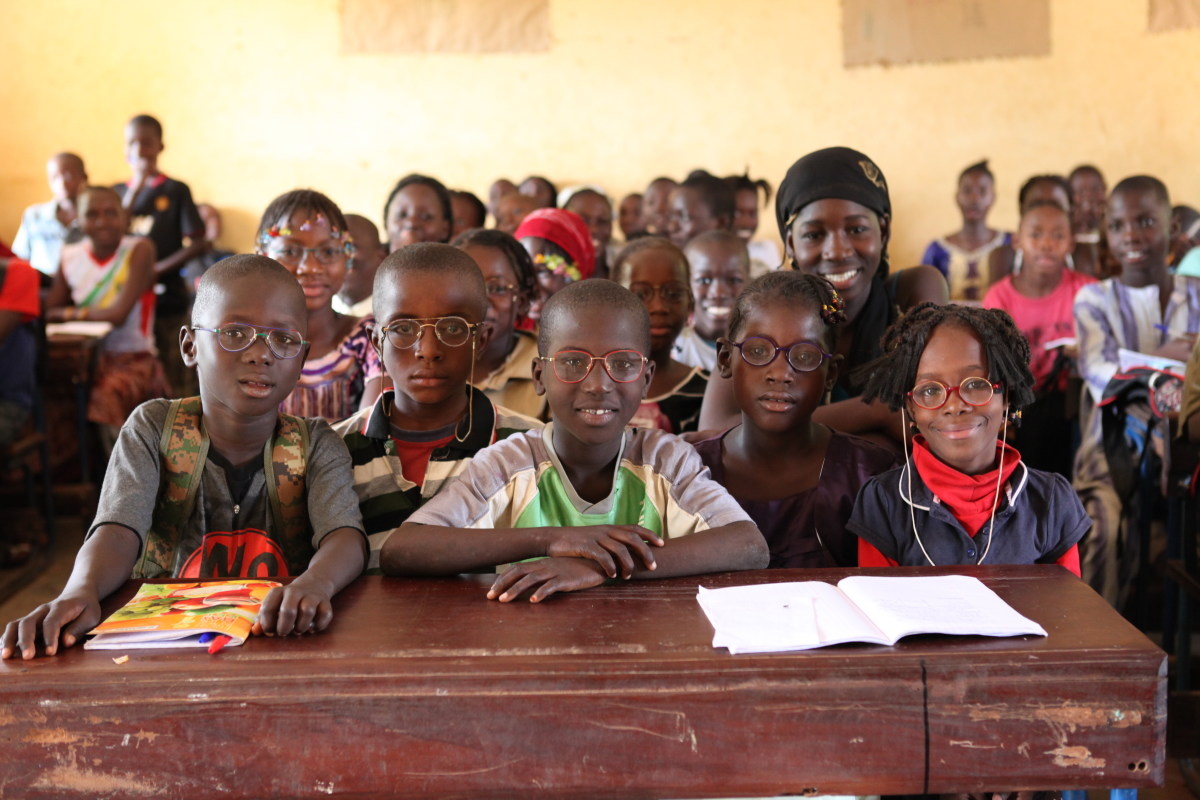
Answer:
[{"xmin": 697, "ymin": 147, "xmax": 946, "ymax": 446}]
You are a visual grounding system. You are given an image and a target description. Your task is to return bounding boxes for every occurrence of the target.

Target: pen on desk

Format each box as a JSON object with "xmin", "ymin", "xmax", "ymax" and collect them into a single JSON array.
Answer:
[{"xmin": 207, "ymin": 635, "xmax": 232, "ymax": 655}]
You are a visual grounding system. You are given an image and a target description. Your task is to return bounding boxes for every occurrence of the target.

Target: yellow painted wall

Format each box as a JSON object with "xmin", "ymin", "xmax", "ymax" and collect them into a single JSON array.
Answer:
[{"xmin": 2, "ymin": 0, "xmax": 1197, "ymax": 269}]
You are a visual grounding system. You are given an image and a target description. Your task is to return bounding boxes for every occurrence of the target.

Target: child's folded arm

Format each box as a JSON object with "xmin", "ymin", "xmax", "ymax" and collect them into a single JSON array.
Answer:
[
  {"xmin": 627, "ymin": 520, "xmax": 767, "ymax": 579},
  {"xmin": 380, "ymin": 523, "xmax": 662, "ymax": 579},
  {"xmin": 1, "ymin": 525, "xmax": 141, "ymax": 660},
  {"xmin": 256, "ymin": 527, "xmax": 367, "ymax": 637},
  {"xmin": 486, "ymin": 521, "xmax": 767, "ymax": 603},
  {"xmin": 488, "ymin": 556, "xmax": 608, "ymax": 603}
]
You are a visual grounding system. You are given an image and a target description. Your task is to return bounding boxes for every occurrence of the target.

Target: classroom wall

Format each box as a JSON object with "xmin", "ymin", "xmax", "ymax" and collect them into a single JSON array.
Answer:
[{"xmin": 2, "ymin": 0, "xmax": 1197, "ymax": 268}]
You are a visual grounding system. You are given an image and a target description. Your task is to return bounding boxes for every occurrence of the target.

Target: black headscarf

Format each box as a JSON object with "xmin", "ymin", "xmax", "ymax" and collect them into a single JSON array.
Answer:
[
  {"xmin": 775, "ymin": 147, "xmax": 896, "ymax": 396},
  {"xmin": 775, "ymin": 146, "xmax": 891, "ymax": 240}
]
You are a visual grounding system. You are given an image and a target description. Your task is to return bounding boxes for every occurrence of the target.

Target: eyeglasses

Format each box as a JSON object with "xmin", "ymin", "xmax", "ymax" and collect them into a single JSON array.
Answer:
[
  {"xmin": 907, "ymin": 377, "xmax": 1001, "ymax": 410},
  {"xmin": 192, "ymin": 323, "xmax": 309, "ymax": 359},
  {"xmin": 629, "ymin": 282, "xmax": 690, "ymax": 306},
  {"xmin": 264, "ymin": 242, "xmax": 353, "ymax": 267},
  {"xmin": 539, "ymin": 349, "xmax": 648, "ymax": 384},
  {"xmin": 484, "ymin": 281, "xmax": 520, "ymax": 299},
  {"xmin": 726, "ymin": 336, "xmax": 831, "ymax": 373},
  {"xmin": 377, "ymin": 316, "xmax": 479, "ymax": 349}
]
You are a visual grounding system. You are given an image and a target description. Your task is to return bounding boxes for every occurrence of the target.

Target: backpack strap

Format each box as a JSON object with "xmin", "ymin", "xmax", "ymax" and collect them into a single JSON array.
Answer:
[
  {"xmin": 139, "ymin": 397, "xmax": 208, "ymax": 578},
  {"xmin": 140, "ymin": 400, "xmax": 310, "ymax": 578},
  {"xmin": 265, "ymin": 412, "xmax": 310, "ymax": 576}
]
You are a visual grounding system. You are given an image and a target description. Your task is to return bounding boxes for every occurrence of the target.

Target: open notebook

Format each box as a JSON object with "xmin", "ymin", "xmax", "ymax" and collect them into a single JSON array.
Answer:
[{"xmin": 698, "ymin": 574, "xmax": 1046, "ymax": 654}]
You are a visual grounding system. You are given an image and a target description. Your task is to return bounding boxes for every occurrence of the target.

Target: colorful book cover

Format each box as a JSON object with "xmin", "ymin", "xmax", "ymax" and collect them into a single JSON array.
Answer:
[{"xmin": 83, "ymin": 581, "xmax": 280, "ymax": 650}]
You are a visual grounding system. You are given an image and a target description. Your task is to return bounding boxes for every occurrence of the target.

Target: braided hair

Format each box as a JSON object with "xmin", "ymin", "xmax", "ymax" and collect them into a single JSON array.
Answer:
[
  {"xmin": 451, "ymin": 227, "xmax": 537, "ymax": 303},
  {"xmin": 726, "ymin": 271, "xmax": 846, "ymax": 350},
  {"xmin": 679, "ymin": 170, "xmax": 735, "ymax": 224},
  {"xmin": 855, "ymin": 303, "xmax": 1035, "ymax": 412},
  {"xmin": 959, "ymin": 159, "xmax": 993, "ymax": 183},
  {"xmin": 724, "ymin": 171, "xmax": 773, "ymax": 205},
  {"xmin": 256, "ymin": 189, "xmax": 349, "ymax": 247}
]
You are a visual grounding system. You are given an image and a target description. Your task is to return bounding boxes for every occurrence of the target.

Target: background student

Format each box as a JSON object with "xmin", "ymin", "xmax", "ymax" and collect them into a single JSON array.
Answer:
[
  {"xmin": 47, "ymin": 187, "xmax": 166, "ymax": 450},
  {"xmin": 1072, "ymin": 175, "xmax": 1200, "ymax": 605},
  {"xmin": 333, "ymin": 213, "xmax": 389, "ymax": 318},
  {"xmin": 921, "ymin": 160, "xmax": 1009, "ymax": 302},
  {"xmin": 983, "ymin": 199, "xmax": 1096, "ymax": 476},
  {"xmin": 676, "ymin": 230, "xmax": 750, "ymax": 372},
  {"xmin": 454, "ymin": 228, "xmax": 546, "ymax": 420},
  {"xmin": 384, "ymin": 174, "xmax": 453, "ymax": 251},
  {"xmin": 115, "ymin": 114, "xmax": 206, "ymax": 397},
  {"xmin": 513, "ymin": 208, "xmax": 595, "ymax": 326},
  {"xmin": 255, "ymin": 189, "xmax": 384, "ymax": 421},
  {"xmin": 700, "ymin": 146, "xmax": 947, "ymax": 446},
  {"xmin": 613, "ymin": 237, "xmax": 708, "ymax": 434},
  {"xmin": 12, "ymin": 152, "xmax": 88, "ymax": 281}
]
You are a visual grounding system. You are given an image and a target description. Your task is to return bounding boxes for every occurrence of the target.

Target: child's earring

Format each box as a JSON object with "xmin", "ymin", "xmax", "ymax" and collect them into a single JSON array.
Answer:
[
  {"xmin": 1065, "ymin": 252, "xmax": 1075, "ymax": 271},
  {"xmin": 1012, "ymin": 249, "xmax": 1023, "ymax": 275}
]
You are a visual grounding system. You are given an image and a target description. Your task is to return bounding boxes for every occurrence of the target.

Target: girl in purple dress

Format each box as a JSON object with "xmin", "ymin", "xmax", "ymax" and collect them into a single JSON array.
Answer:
[{"xmin": 693, "ymin": 272, "xmax": 898, "ymax": 567}]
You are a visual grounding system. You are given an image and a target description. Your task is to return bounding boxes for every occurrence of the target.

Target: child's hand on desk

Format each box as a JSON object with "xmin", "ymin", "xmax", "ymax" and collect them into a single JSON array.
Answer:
[
  {"xmin": 488, "ymin": 557, "xmax": 608, "ymax": 603},
  {"xmin": 253, "ymin": 575, "xmax": 335, "ymax": 637},
  {"xmin": 543, "ymin": 525, "xmax": 663, "ymax": 579},
  {"xmin": 1, "ymin": 591, "xmax": 101, "ymax": 660}
]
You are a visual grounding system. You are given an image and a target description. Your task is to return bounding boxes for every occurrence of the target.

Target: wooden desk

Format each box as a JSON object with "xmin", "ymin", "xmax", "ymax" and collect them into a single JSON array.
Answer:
[
  {"xmin": 1, "ymin": 566, "xmax": 1165, "ymax": 799},
  {"xmin": 45, "ymin": 332, "xmax": 101, "ymax": 491}
]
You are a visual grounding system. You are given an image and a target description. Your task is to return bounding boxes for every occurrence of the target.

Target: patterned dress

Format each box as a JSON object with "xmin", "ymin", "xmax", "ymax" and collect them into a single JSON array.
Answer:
[
  {"xmin": 281, "ymin": 316, "xmax": 382, "ymax": 423},
  {"xmin": 922, "ymin": 231, "xmax": 1010, "ymax": 302},
  {"xmin": 60, "ymin": 236, "xmax": 168, "ymax": 426}
]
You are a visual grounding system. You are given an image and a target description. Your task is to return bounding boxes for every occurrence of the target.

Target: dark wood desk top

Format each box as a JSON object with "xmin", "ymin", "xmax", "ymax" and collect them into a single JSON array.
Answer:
[{"xmin": 1, "ymin": 566, "xmax": 1166, "ymax": 799}]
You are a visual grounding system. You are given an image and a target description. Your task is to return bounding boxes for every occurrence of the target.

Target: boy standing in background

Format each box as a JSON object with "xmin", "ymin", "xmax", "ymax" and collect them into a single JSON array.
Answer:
[{"xmin": 115, "ymin": 114, "xmax": 206, "ymax": 396}]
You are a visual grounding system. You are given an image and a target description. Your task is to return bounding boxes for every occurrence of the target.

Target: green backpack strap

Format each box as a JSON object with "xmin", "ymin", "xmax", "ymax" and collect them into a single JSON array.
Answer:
[
  {"xmin": 141, "ymin": 400, "xmax": 309, "ymax": 578},
  {"xmin": 265, "ymin": 412, "xmax": 310, "ymax": 576},
  {"xmin": 139, "ymin": 397, "xmax": 209, "ymax": 578}
]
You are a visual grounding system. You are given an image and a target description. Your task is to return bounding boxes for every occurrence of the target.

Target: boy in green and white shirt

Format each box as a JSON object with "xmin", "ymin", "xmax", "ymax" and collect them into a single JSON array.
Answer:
[{"xmin": 388, "ymin": 280, "xmax": 767, "ymax": 602}]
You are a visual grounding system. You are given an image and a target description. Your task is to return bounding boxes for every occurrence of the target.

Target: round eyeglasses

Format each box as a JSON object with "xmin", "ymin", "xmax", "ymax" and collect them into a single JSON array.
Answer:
[
  {"xmin": 192, "ymin": 324, "xmax": 309, "ymax": 359},
  {"xmin": 629, "ymin": 282, "xmax": 690, "ymax": 306},
  {"xmin": 539, "ymin": 349, "xmax": 648, "ymax": 384},
  {"xmin": 484, "ymin": 281, "xmax": 519, "ymax": 300},
  {"xmin": 907, "ymin": 377, "xmax": 1001, "ymax": 410},
  {"xmin": 377, "ymin": 316, "xmax": 479, "ymax": 349},
  {"xmin": 264, "ymin": 242, "xmax": 353, "ymax": 267},
  {"xmin": 727, "ymin": 336, "xmax": 832, "ymax": 373}
]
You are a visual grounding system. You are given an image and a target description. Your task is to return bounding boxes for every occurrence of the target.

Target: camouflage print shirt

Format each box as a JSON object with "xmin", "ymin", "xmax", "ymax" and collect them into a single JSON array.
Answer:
[{"xmin": 92, "ymin": 399, "xmax": 365, "ymax": 579}]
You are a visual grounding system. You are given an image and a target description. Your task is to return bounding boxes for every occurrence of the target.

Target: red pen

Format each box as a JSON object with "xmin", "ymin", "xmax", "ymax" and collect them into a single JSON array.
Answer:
[{"xmin": 207, "ymin": 634, "xmax": 232, "ymax": 655}]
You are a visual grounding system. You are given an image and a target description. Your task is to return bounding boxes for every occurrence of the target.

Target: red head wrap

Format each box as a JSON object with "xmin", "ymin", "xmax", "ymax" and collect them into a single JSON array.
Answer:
[{"xmin": 514, "ymin": 208, "xmax": 595, "ymax": 280}]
